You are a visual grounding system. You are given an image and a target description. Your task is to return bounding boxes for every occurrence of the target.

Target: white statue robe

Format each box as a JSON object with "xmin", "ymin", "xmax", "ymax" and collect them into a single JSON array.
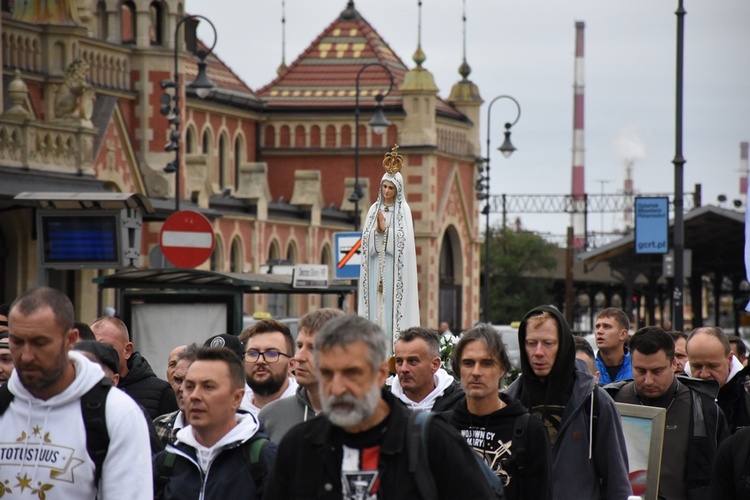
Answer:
[{"xmin": 358, "ymin": 172, "xmax": 420, "ymax": 350}]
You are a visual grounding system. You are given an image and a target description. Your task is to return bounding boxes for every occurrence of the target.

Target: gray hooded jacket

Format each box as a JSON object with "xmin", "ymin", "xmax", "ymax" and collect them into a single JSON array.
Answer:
[{"xmin": 504, "ymin": 305, "xmax": 631, "ymax": 500}]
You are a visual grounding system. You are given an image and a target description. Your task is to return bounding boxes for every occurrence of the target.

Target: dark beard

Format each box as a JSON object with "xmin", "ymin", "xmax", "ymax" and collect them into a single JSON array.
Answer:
[
  {"xmin": 21, "ymin": 357, "xmax": 68, "ymax": 392},
  {"xmin": 247, "ymin": 373, "xmax": 286, "ymax": 397}
]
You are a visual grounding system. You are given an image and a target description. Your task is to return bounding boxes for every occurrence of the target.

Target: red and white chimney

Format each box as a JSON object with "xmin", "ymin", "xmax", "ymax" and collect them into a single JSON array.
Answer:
[{"xmin": 571, "ymin": 21, "xmax": 586, "ymax": 248}]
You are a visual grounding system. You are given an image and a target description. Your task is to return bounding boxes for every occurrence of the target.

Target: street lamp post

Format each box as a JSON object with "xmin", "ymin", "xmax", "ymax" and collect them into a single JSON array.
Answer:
[
  {"xmin": 160, "ymin": 15, "xmax": 217, "ymax": 212},
  {"xmin": 672, "ymin": 0, "xmax": 686, "ymax": 331},
  {"xmin": 350, "ymin": 63, "xmax": 395, "ymax": 231},
  {"xmin": 478, "ymin": 95, "xmax": 521, "ymax": 323}
]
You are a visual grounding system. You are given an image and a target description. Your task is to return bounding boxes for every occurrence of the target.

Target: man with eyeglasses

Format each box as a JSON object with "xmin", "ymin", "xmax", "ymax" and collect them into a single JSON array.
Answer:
[
  {"xmin": 239, "ymin": 319, "xmax": 298, "ymax": 415},
  {"xmin": 259, "ymin": 308, "xmax": 345, "ymax": 442}
]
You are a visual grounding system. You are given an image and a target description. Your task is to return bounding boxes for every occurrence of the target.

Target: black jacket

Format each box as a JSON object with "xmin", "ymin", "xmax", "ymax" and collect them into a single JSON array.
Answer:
[
  {"xmin": 431, "ymin": 378, "xmax": 465, "ymax": 412},
  {"xmin": 606, "ymin": 377, "xmax": 729, "ymax": 500},
  {"xmin": 717, "ymin": 364, "xmax": 750, "ymax": 433},
  {"xmin": 155, "ymin": 431, "xmax": 276, "ymax": 500},
  {"xmin": 262, "ymin": 390, "xmax": 495, "ymax": 500},
  {"xmin": 119, "ymin": 352, "xmax": 177, "ymax": 420},
  {"xmin": 711, "ymin": 427, "xmax": 750, "ymax": 500}
]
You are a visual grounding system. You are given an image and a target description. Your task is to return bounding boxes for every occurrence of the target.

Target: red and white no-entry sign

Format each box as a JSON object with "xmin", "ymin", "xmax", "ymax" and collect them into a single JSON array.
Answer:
[{"xmin": 159, "ymin": 210, "xmax": 215, "ymax": 268}]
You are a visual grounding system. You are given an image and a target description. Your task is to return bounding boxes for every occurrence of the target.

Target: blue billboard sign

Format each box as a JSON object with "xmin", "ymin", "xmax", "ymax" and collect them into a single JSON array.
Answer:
[{"xmin": 635, "ymin": 197, "xmax": 669, "ymax": 254}]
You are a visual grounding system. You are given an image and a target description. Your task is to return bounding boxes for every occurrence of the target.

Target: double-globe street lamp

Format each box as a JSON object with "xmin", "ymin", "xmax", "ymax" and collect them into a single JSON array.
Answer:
[
  {"xmin": 350, "ymin": 63, "xmax": 395, "ymax": 231},
  {"xmin": 477, "ymin": 95, "xmax": 521, "ymax": 323},
  {"xmin": 160, "ymin": 15, "xmax": 217, "ymax": 212}
]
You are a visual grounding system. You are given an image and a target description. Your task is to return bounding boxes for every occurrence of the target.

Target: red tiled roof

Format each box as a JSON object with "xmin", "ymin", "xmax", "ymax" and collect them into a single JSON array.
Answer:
[
  {"xmin": 256, "ymin": 6, "xmax": 410, "ymax": 109},
  {"xmin": 185, "ymin": 40, "xmax": 259, "ymax": 99}
]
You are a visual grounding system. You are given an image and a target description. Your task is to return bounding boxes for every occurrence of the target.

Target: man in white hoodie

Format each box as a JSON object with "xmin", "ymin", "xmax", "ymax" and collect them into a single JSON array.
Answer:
[
  {"xmin": 154, "ymin": 347, "xmax": 276, "ymax": 499},
  {"xmin": 685, "ymin": 326, "xmax": 750, "ymax": 432},
  {"xmin": 1, "ymin": 287, "xmax": 152, "ymax": 499},
  {"xmin": 391, "ymin": 327, "xmax": 464, "ymax": 412}
]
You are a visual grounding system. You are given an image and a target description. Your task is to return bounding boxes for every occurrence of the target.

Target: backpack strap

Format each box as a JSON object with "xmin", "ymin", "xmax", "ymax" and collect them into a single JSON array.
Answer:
[
  {"xmin": 243, "ymin": 435, "xmax": 270, "ymax": 486},
  {"xmin": 511, "ymin": 412, "xmax": 530, "ymax": 473},
  {"xmin": 81, "ymin": 377, "xmax": 113, "ymax": 485},
  {"xmin": 153, "ymin": 451, "xmax": 177, "ymax": 500},
  {"xmin": 407, "ymin": 411, "xmax": 439, "ymax": 500},
  {"xmin": 0, "ymin": 383, "xmax": 13, "ymax": 415}
]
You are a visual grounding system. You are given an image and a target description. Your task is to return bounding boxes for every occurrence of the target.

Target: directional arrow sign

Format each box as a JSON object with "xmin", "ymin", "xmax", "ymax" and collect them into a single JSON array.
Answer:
[{"xmin": 159, "ymin": 210, "xmax": 214, "ymax": 268}]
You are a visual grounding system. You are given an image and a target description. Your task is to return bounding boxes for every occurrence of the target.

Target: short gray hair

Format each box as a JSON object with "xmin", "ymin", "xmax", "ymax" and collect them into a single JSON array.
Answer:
[{"xmin": 314, "ymin": 315, "xmax": 387, "ymax": 373}]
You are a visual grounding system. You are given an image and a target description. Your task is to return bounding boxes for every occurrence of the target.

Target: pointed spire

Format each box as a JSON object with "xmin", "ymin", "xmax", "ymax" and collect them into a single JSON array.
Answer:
[
  {"xmin": 448, "ymin": 0, "xmax": 481, "ymax": 106},
  {"xmin": 458, "ymin": 0, "xmax": 471, "ymax": 80},
  {"xmin": 277, "ymin": 0, "xmax": 288, "ymax": 75},
  {"xmin": 412, "ymin": 0, "xmax": 426, "ymax": 68}
]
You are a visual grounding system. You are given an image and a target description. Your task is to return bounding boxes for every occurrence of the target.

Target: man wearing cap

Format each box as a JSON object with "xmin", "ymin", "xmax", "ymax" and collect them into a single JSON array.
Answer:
[{"xmin": 238, "ymin": 320, "xmax": 298, "ymax": 415}]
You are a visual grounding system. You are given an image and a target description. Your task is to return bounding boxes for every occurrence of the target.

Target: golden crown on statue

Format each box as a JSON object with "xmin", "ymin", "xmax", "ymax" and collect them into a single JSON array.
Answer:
[{"xmin": 382, "ymin": 144, "xmax": 403, "ymax": 175}]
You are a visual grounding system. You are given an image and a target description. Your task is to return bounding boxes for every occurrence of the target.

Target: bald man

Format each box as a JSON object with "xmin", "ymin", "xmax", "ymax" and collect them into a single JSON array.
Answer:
[
  {"xmin": 91, "ymin": 316, "xmax": 177, "ymax": 419},
  {"xmin": 685, "ymin": 327, "xmax": 750, "ymax": 433}
]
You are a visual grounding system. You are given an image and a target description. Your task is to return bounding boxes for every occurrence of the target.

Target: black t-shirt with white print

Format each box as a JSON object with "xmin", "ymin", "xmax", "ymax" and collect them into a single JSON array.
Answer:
[{"xmin": 449, "ymin": 393, "xmax": 552, "ymax": 500}]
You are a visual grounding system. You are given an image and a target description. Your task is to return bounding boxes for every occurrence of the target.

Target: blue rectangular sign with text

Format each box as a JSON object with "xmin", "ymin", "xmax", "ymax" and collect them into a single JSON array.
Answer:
[{"xmin": 635, "ymin": 197, "xmax": 669, "ymax": 254}]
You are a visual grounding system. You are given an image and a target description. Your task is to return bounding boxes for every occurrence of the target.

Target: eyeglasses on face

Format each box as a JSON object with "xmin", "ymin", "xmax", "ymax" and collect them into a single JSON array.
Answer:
[{"xmin": 244, "ymin": 349, "xmax": 291, "ymax": 364}]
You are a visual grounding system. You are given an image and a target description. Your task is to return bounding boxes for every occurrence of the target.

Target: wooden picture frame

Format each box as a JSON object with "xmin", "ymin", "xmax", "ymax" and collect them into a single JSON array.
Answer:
[{"xmin": 615, "ymin": 402, "xmax": 667, "ymax": 500}]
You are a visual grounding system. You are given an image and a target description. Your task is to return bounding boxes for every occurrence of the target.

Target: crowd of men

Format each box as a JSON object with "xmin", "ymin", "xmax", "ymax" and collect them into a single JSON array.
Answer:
[{"xmin": 0, "ymin": 287, "xmax": 749, "ymax": 499}]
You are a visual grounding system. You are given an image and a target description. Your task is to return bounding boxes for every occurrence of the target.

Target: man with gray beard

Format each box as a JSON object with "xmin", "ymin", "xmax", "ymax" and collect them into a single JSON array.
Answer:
[{"xmin": 262, "ymin": 315, "xmax": 495, "ymax": 500}]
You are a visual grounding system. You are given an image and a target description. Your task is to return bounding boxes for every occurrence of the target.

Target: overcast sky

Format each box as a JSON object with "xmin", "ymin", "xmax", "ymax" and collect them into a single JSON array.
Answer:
[{"xmin": 193, "ymin": 0, "xmax": 750, "ymax": 238}]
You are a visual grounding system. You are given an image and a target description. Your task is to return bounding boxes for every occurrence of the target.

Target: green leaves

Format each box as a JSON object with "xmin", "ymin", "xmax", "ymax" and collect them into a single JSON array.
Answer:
[{"xmin": 481, "ymin": 226, "xmax": 557, "ymax": 324}]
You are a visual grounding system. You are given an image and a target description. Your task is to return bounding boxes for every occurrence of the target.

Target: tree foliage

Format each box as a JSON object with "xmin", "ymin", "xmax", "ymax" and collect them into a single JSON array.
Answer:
[{"xmin": 481, "ymin": 226, "xmax": 557, "ymax": 324}]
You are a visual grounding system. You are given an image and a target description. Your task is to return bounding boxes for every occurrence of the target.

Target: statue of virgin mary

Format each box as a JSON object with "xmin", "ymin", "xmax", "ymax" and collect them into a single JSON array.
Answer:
[{"xmin": 358, "ymin": 145, "xmax": 420, "ymax": 349}]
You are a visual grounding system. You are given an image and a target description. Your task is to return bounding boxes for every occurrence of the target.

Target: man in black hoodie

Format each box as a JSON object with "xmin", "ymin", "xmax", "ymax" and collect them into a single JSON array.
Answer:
[
  {"xmin": 92, "ymin": 316, "xmax": 177, "ymax": 419},
  {"xmin": 504, "ymin": 306, "xmax": 631, "ymax": 500},
  {"xmin": 448, "ymin": 323, "xmax": 551, "ymax": 500}
]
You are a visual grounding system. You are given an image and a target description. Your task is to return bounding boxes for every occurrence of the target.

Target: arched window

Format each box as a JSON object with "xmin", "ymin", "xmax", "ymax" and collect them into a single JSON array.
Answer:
[
  {"xmin": 96, "ymin": 1, "xmax": 108, "ymax": 40},
  {"xmin": 234, "ymin": 136, "xmax": 244, "ymax": 191},
  {"xmin": 325, "ymin": 125, "xmax": 336, "ymax": 147},
  {"xmin": 149, "ymin": 2, "xmax": 163, "ymax": 45},
  {"xmin": 267, "ymin": 241, "xmax": 286, "ymax": 317},
  {"xmin": 218, "ymin": 133, "xmax": 228, "ymax": 189},
  {"xmin": 310, "ymin": 125, "xmax": 321, "ymax": 148},
  {"xmin": 230, "ymin": 237, "xmax": 243, "ymax": 273},
  {"xmin": 120, "ymin": 1, "xmax": 136, "ymax": 44},
  {"xmin": 210, "ymin": 235, "xmax": 224, "ymax": 271},
  {"xmin": 341, "ymin": 124, "xmax": 352, "ymax": 148},
  {"xmin": 202, "ymin": 129, "xmax": 211, "ymax": 155},
  {"xmin": 439, "ymin": 228, "xmax": 462, "ymax": 331},
  {"xmin": 185, "ymin": 126, "xmax": 196, "ymax": 154},
  {"xmin": 268, "ymin": 240, "xmax": 280, "ymax": 261},
  {"xmin": 294, "ymin": 125, "xmax": 305, "ymax": 148}
]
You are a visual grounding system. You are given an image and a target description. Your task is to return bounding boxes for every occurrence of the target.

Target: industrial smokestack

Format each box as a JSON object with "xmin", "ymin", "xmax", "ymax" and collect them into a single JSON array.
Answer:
[
  {"xmin": 571, "ymin": 21, "xmax": 586, "ymax": 249},
  {"xmin": 615, "ymin": 128, "xmax": 645, "ymax": 230},
  {"xmin": 740, "ymin": 141, "xmax": 749, "ymax": 197}
]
